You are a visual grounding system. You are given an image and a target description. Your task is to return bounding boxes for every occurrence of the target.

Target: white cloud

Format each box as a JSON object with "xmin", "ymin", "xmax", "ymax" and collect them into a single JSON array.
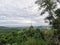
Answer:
[{"xmin": 0, "ymin": 0, "xmax": 48, "ymax": 27}]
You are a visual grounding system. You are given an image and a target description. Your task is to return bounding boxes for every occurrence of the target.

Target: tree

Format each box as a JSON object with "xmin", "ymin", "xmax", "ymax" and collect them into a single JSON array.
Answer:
[
  {"xmin": 35, "ymin": 0, "xmax": 60, "ymax": 25},
  {"xmin": 35, "ymin": 0, "xmax": 60, "ymax": 45},
  {"xmin": 35, "ymin": 0, "xmax": 60, "ymax": 32}
]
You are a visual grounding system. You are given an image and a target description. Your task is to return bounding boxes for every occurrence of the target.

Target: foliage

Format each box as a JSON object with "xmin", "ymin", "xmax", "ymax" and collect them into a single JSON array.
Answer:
[
  {"xmin": 0, "ymin": 26, "xmax": 50, "ymax": 45},
  {"xmin": 35, "ymin": 0, "xmax": 60, "ymax": 27},
  {"xmin": 35, "ymin": 0, "xmax": 60, "ymax": 45}
]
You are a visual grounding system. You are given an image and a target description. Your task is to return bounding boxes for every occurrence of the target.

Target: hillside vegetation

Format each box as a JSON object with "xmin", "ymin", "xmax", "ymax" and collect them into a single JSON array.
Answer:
[{"xmin": 0, "ymin": 26, "xmax": 55, "ymax": 45}]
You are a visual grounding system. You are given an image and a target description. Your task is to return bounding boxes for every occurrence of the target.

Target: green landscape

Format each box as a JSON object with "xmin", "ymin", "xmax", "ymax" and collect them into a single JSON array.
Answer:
[{"xmin": 0, "ymin": 26, "xmax": 53, "ymax": 45}]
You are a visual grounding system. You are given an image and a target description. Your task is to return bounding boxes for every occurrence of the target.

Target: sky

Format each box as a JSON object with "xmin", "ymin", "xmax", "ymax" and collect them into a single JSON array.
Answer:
[{"xmin": 0, "ymin": 0, "xmax": 49, "ymax": 27}]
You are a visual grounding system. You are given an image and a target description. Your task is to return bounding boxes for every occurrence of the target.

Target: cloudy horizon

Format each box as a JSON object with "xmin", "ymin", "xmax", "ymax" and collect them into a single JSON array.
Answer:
[{"xmin": 0, "ymin": 0, "xmax": 49, "ymax": 27}]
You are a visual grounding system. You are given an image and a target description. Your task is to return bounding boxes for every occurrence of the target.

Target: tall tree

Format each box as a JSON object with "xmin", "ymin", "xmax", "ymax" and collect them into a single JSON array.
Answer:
[
  {"xmin": 35, "ymin": 0, "xmax": 60, "ymax": 29},
  {"xmin": 35, "ymin": 0, "xmax": 60, "ymax": 45}
]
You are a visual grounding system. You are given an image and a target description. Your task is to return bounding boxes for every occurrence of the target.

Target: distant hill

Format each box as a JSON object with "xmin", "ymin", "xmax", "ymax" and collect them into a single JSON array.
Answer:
[{"xmin": 34, "ymin": 26, "xmax": 51, "ymax": 29}]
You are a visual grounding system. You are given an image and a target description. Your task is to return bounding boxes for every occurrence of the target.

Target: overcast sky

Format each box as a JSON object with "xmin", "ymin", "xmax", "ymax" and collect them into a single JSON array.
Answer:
[{"xmin": 0, "ymin": 0, "xmax": 49, "ymax": 27}]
